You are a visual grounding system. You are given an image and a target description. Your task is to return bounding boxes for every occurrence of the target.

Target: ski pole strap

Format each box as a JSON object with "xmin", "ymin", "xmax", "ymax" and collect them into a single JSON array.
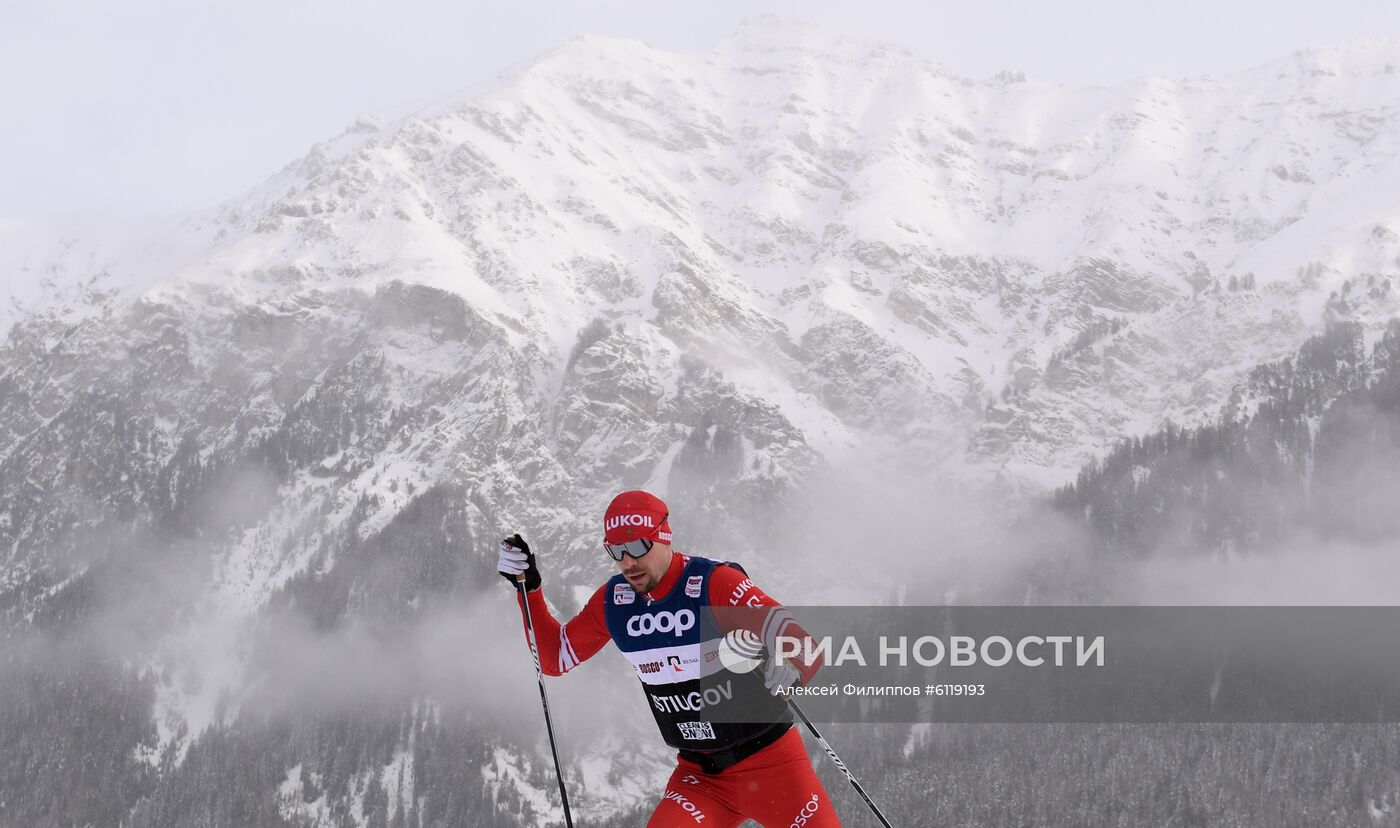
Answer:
[{"xmin": 788, "ymin": 699, "xmax": 896, "ymax": 828}]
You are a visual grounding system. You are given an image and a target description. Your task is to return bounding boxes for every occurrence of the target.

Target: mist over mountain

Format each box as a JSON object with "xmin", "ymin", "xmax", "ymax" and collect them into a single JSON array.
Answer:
[{"xmin": 3, "ymin": 18, "xmax": 1400, "ymax": 826}]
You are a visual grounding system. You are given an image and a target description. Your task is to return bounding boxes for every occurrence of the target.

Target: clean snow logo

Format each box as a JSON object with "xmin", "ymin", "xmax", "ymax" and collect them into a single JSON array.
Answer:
[
  {"xmin": 685, "ymin": 575, "xmax": 703, "ymax": 599},
  {"xmin": 717, "ymin": 629, "xmax": 764, "ymax": 674},
  {"xmin": 677, "ymin": 721, "xmax": 716, "ymax": 741},
  {"xmin": 626, "ymin": 609, "xmax": 695, "ymax": 637},
  {"xmin": 613, "ymin": 583, "xmax": 636, "ymax": 605}
]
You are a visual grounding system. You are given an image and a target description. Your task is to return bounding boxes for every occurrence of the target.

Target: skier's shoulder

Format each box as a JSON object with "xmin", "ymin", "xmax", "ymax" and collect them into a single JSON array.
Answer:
[
  {"xmin": 681, "ymin": 553, "xmax": 748, "ymax": 577},
  {"xmin": 700, "ymin": 559, "xmax": 764, "ymax": 607}
]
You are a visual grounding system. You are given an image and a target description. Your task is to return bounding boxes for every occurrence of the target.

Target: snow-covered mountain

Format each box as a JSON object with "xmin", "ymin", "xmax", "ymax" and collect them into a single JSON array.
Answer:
[
  {"xmin": 8, "ymin": 20, "xmax": 1400, "ymax": 482},
  {"xmin": 4, "ymin": 17, "xmax": 1400, "ymax": 826}
]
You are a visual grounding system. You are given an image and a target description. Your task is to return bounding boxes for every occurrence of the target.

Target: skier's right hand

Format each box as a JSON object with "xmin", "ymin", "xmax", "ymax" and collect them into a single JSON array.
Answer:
[
  {"xmin": 497, "ymin": 534, "xmax": 541, "ymax": 592},
  {"xmin": 762, "ymin": 656, "xmax": 802, "ymax": 696}
]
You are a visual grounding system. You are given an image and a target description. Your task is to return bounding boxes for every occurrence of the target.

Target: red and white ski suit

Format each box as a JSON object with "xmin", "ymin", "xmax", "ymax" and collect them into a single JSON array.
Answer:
[{"xmin": 515, "ymin": 552, "xmax": 842, "ymax": 826}]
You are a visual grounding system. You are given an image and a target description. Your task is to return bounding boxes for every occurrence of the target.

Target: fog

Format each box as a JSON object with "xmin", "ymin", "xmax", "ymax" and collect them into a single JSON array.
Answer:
[{"xmin": 10, "ymin": 416, "xmax": 1398, "ymax": 731}]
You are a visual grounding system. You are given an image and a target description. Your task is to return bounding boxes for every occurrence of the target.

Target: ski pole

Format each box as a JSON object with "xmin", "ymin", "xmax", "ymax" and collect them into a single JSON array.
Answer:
[
  {"xmin": 788, "ymin": 698, "xmax": 895, "ymax": 827},
  {"xmin": 515, "ymin": 562, "xmax": 575, "ymax": 828}
]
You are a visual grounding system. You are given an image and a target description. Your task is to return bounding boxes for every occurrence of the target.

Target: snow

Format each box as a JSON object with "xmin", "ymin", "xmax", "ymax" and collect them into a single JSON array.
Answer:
[
  {"xmin": 642, "ymin": 438, "xmax": 687, "ymax": 492},
  {"xmin": 384, "ymin": 748, "xmax": 415, "ymax": 825},
  {"xmin": 483, "ymin": 747, "xmax": 559, "ymax": 823},
  {"xmin": 278, "ymin": 763, "xmax": 333, "ymax": 826},
  {"xmin": 0, "ymin": 214, "xmax": 213, "ymax": 338}
]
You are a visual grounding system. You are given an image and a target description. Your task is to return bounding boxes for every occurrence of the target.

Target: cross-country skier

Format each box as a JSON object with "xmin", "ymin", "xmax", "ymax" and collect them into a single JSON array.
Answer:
[{"xmin": 497, "ymin": 489, "xmax": 841, "ymax": 826}]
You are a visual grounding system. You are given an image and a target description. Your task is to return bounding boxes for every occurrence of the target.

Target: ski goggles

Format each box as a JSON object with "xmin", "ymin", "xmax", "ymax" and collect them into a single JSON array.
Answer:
[{"xmin": 604, "ymin": 538, "xmax": 654, "ymax": 561}]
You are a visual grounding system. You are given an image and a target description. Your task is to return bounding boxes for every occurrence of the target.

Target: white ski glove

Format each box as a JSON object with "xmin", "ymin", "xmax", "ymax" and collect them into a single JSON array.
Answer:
[
  {"xmin": 763, "ymin": 657, "xmax": 802, "ymax": 696},
  {"xmin": 497, "ymin": 539, "xmax": 528, "ymax": 575},
  {"xmin": 496, "ymin": 535, "xmax": 541, "ymax": 591}
]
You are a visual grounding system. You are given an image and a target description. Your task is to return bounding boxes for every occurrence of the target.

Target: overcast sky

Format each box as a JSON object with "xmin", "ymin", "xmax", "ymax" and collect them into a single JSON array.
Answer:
[{"xmin": 3, "ymin": 0, "xmax": 1399, "ymax": 220}]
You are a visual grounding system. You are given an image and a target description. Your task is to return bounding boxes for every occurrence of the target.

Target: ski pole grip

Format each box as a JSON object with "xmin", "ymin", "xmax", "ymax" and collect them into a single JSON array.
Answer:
[{"xmin": 509, "ymin": 534, "xmax": 529, "ymax": 586}]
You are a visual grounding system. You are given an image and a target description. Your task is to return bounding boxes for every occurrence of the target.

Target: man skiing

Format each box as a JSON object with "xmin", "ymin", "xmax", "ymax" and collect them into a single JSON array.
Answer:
[{"xmin": 497, "ymin": 489, "xmax": 841, "ymax": 827}]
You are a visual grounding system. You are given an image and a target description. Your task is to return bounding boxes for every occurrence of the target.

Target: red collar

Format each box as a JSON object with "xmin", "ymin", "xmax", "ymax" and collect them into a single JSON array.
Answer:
[{"xmin": 643, "ymin": 553, "xmax": 688, "ymax": 604}]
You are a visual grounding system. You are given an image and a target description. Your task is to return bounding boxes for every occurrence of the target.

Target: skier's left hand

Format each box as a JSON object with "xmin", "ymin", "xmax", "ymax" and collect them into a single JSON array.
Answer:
[
  {"xmin": 497, "ymin": 534, "xmax": 541, "ymax": 592},
  {"xmin": 762, "ymin": 657, "xmax": 801, "ymax": 696}
]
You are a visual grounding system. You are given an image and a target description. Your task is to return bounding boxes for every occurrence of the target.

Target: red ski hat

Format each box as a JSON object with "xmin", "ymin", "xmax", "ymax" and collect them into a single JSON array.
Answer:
[{"xmin": 603, "ymin": 490, "xmax": 672, "ymax": 545}]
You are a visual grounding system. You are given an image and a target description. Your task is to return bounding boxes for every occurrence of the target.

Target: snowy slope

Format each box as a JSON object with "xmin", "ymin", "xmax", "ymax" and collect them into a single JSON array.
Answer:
[{"xmin": 8, "ymin": 21, "xmax": 1399, "ymax": 486}]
